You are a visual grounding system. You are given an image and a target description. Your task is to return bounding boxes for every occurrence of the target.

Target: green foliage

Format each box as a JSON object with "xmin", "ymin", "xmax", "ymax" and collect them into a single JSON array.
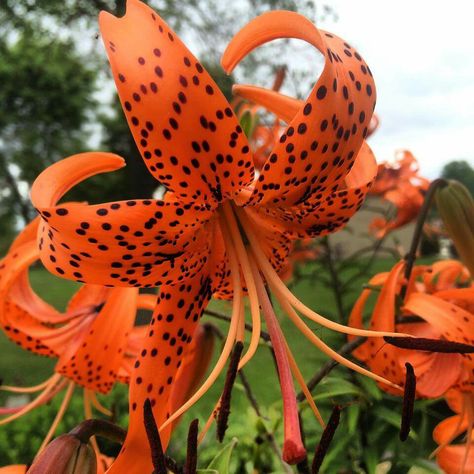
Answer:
[
  {"xmin": 0, "ymin": 30, "xmax": 97, "ymax": 225},
  {"xmin": 441, "ymin": 160, "xmax": 474, "ymax": 196}
]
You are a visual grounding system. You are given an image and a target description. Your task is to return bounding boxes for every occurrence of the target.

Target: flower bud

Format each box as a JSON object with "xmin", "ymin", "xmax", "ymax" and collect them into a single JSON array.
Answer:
[
  {"xmin": 435, "ymin": 180, "xmax": 474, "ymax": 276},
  {"xmin": 27, "ymin": 434, "xmax": 96, "ymax": 474}
]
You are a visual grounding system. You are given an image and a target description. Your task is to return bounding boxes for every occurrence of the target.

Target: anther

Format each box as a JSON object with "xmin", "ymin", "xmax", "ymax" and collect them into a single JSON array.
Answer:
[
  {"xmin": 185, "ymin": 419, "xmax": 199, "ymax": 474},
  {"xmin": 143, "ymin": 398, "xmax": 167, "ymax": 474},
  {"xmin": 216, "ymin": 341, "xmax": 244, "ymax": 442},
  {"xmin": 384, "ymin": 336, "xmax": 474, "ymax": 353},
  {"xmin": 312, "ymin": 405, "xmax": 341, "ymax": 473},
  {"xmin": 400, "ymin": 362, "xmax": 416, "ymax": 442}
]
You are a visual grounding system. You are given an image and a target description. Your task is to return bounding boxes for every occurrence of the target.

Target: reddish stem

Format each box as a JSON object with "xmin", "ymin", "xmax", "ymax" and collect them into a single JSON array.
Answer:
[{"xmin": 253, "ymin": 265, "xmax": 306, "ymax": 464}]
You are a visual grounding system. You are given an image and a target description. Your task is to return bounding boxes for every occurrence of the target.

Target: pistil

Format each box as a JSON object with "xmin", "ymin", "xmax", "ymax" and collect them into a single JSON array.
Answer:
[{"xmin": 251, "ymin": 257, "xmax": 306, "ymax": 464}]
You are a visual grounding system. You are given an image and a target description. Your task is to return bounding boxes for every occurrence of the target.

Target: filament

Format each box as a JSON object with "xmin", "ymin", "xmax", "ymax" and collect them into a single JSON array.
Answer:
[{"xmin": 37, "ymin": 381, "xmax": 75, "ymax": 454}]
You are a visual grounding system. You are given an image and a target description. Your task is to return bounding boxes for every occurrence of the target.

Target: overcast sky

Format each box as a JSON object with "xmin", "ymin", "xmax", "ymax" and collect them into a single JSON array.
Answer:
[{"xmin": 317, "ymin": 0, "xmax": 474, "ymax": 178}]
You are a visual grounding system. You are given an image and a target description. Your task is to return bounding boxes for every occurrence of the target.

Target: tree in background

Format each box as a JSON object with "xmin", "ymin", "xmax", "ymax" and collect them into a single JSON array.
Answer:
[
  {"xmin": 0, "ymin": 31, "xmax": 97, "ymax": 251},
  {"xmin": 442, "ymin": 160, "xmax": 474, "ymax": 196}
]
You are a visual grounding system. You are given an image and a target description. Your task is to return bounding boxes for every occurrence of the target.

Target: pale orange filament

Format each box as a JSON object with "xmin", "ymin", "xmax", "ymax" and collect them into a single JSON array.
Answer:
[
  {"xmin": 235, "ymin": 206, "xmax": 411, "ymax": 340},
  {"xmin": 0, "ymin": 374, "xmax": 65, "ymax": 425},
  {"xmin": 37, "ymin": 381, "xmax": 75, "ymax": 454},
  {"xmin": 283, "ymin": 339, "xmax": 325, "ymax": 427},
  {"xmin": 276, "ymin": 294, "xmax": 402, "ymax": 391},
  {"xmin": 89, "ymin": 390, "xmax": 113, "ymax": 417},
  {"xmin": 84, "ymin": 389, "xmax": 100, "ymax": 453},
  {"xmin": 222, "ymin": 202, "xmax": 261, "ymax": 368},
  {"xmin": 0, "ymin": 374, "xmax": 58, "ymax": 394}
]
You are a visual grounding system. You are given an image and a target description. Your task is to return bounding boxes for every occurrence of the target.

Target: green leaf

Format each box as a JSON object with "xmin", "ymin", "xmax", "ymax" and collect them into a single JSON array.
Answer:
[
  {"xmin": 376, "ymin": 407, "xmax": 418, "ymax": 441},
  {"xmin": 347, "ymin": 404, "xmax": 360, "ymax": 435},
  {"xmin": 239, "ymin": 110, "xmax": 254, "ymax": 137},
  {"xmin": 313, "ymin": 378, "xmax": 363, "ymax": 400},
  {"xmin": 362, "ymin": 447, "xmax": 380, "ymax": 474},
  {"xmin": 205, "ymin": 437, "xmax": 238, "ymax": 474},
  {"xmin": 355, "ymin": 374, "xmax": 383, "ymax": 401}
]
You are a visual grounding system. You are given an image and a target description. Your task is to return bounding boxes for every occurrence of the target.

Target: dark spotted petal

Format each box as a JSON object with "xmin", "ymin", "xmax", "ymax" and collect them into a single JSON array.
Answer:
[
  {"xmin": 99, "ymin": 0, "xmax": 254, "ymax": 206},
  {"xmin": 56, "ymin": 287, "xmax": 138, "ymax": 394},
  {"xmin": 109, "ymin": 269, "xmax": 213, "ymax": 473},
  {"xmin": 31, "ymin": 152, "xmax": 213, "ymax": 287},
  {"xmin": 222, "ymin": 11, "xmax": 376, "ymax": 206},
  {"xmin": 246, "ymin": 141, "xmax": 377, "ymax": 239}
]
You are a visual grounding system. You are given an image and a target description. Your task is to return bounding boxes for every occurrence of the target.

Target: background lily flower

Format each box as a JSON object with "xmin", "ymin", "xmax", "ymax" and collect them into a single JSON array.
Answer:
[
  {"xmin": 367, "ymin": 150, "xmax": 430, "ymax": 237},
  {"xmin": 349, "ymin": 260, "xmax": 474, "ymax": 398},
  {"xmin": 30, "ymin": 1, "xmax": 409, "ymax": 470},
  {"xmin": 0, "ymin": 217, "xmax": 151, "ymax": 455},
  {"xmin": 433, "ymin": 389, "xmax": 474, "ymax": 474}
]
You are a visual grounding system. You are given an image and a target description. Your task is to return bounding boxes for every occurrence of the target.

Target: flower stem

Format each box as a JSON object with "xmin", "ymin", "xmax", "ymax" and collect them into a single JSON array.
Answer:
[{"xmin": 401, "ymin": 178, "xmax": 447, "ymax": 299}]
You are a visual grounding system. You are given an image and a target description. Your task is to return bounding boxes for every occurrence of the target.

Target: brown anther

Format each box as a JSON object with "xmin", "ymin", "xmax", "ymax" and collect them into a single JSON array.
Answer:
[
  {"xmin": 216, "ymin": 341, "xmax": 244, "ymax": 442},
  {"xmin": 185, "ymin": 419, "xmax": 199, "ymax": 474},
  {"xmin": 143, "ymin": 398, "xmax": 167, "ymax": 474},
  {"xmin": 312, "ymin": 405, "xmax": 341, "ymax": 473},
  {"xmin": 384, "ymin": 336, "xmax": 474, "ymax": 353},
  {"xmin": 400, "ymin": 362, "xmax": 416, "ymax": 442}
]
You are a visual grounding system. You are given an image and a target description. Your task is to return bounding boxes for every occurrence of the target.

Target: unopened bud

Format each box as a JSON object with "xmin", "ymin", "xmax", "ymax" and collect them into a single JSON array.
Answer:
[
  {"xmin": 27, "ymin": 434, "xmax": 96, "ymax": 474},
  {"xmin": 435, "ymin": 180, "xmax": 474, "ymax": 275}
]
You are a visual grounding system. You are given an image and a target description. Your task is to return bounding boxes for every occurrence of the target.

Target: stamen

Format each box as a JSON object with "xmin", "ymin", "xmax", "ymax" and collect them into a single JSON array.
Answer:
[
  {"xmin": 217, "ymin": 341, "xmax": 244, "ymax": 442},
  {"xmin": 384, "ymin": 336, "xmax": 474, "ymax": 353},
  {"xmin": 236, "ymin": 207, "xmax": 410, "ymax": 340},
  {"xmin": 0, "ymin": 374, "xmax": 57, "ymax": 393},
  {"xmin": 222, "ymin": 202, "xmax": 261, "ymax": 367},
  {"xmin": 159, "ymin": 219, "xmax": 241, "ymax": 432},
  {"xmin": 277, "ymin": 296, "xmax": 402, "ymax": 390},
  {"xmin": 83, "ymin": 389, "xmax": 99, "ymax": 453},
  {"xmin": 400, "ymin": 363, "xmax": 416, "ymax": 442},
  {"xmin": 0, "ymin": 374, "xmax": 65, "ymax": 425},
  {"xmin": 186, "ymin": 419, "xmax": 199, "ymax": 474},
  {"xmin": 37, "ymin": 381, "xmax": 75, "ymax": 454},
  {"xmin": 311, "ymin": 405, "xmax": 341, "ymax": 473},
  {"xmin": 143, "ymin": 398, "xmax": 167, "ymax": 474},
  {"xmin": 251, "ymin": 257, "xmax": 306, "ymax": 465},
  {"xmin": 284, "ymin": 341, "xmax": 325, "ymax": 427},
  {"xmin": 89, "ymin": 390, "xmax": 113, "ymax": 417}
]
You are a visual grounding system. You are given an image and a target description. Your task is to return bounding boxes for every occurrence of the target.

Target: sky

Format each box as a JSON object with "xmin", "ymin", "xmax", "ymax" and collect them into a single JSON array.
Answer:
[{"xmin": 317, "ymin": 0, "xmax": 474, "ymax": 178}]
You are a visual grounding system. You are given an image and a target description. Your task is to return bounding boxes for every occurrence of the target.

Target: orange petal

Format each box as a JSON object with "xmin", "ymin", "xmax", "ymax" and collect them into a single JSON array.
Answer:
[
  {"xmin": 246, "ymin": 141, "xmax": 377, "ymax": 239},
  {"xmin": 31, "ymin": 153, "xmax": 213, "ymax": 287},
  {"xmin": 99, "ymin": 0, "xmax": 253, "ymax": 205},
  {"xmin": 222, "ymin": 10, "xmax": 376, "ymax": 207},
  {"xmin": 232, "ymin": 85, "xmax": 300, "ymax": 123},
  {"xmin": 56, "ymin": 287, "xmax": 139, "ymax": 394},
  {"xmin": 109, "ymin": 269, "xmax": 212, "ymax": 473},
  {"xmin": 169, "ymin": 324, "xmax": 215, "ymax": 426}
]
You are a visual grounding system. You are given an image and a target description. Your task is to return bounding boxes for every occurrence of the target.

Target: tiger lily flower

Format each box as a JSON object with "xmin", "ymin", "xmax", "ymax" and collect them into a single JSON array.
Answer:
[
  {"xmin": 433, "ymin": 389, "xmax": 474, "ymax": 474},
  {"xmin": 349, "ymin": 260, "xmax": 474, "ymax": 398},
  {"xmin": 31, "ymin": 1, "xmax": 410, "ymax": 469},
  {"xmin": 367, "ymin": 150, "xmax": 430, "ymax": 237}
]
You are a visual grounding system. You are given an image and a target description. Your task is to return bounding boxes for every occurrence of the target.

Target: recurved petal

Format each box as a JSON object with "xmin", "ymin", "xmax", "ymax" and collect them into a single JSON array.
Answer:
[
  {"xmin": 223, "ymin": 11, "xmax": 376, "ymax": 206},
  {"xmin": 245, "ymin": 141, "xmax": 377, "ymax": 239},
  {"xmin": 108, "ymin": 269, "xmax": 213, "ymax": 474},
  {"xmin": 99, "ymin": 0, "xmax": 253, "ymax": 205},
  {"xmin": 31, "ymin": 153, "xmax": 213, "ymax": 287}
]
